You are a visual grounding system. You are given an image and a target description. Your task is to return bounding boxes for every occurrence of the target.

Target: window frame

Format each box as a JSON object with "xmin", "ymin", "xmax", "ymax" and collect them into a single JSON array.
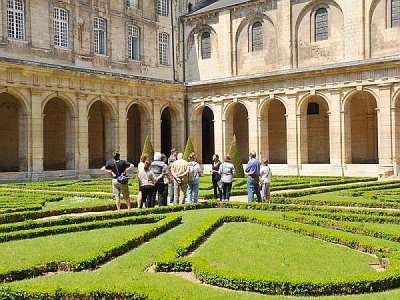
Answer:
[
  {"xmin": 200, "ymin": 31, "xmax": 211, "ymax": 59},
  {"xmin": 128, "ymin": 25, "xmax": 140, "ymax": 61},
  {"xmin": 314, "ymin": 7, "xmax": 329, "ymax": 42},
  {"xmin": 94, "ymin": 17, "xmax": 107, "ymax": 55},
  {"xmin": 126, "ymin": 0, "xmax": 139, "ymax": 9},
  {"xmin": 53, "ymin": 7, "xmax": 69, "ymax": 49},
  {"xmin": 251, "ymin": 21, "xmax": 263, "ymax": 52},
  {"xmin": 159, "ymin": 32, "xmax": 169, "ymax": 65},
  {"xmin": 7, "ymin": 0, "xmax": 25, "ymax": 40},
  {"xmin": 392, "ymin": 0, "xmax": 400, "ymax": 27},
  {"xmin": 157, "ymin": 0, "xmax": 169, "ymax": 17}
]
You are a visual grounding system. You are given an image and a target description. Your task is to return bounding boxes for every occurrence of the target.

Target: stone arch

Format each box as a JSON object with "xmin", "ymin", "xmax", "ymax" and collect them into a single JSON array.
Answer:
[
  {"xmin": 225, "ymin": 101, "xmax": 249, "ymax": 162},
  {"xmin": 298, "ymin": 94, "xmax": 330, "ymax": 164},
  {"xmin": 127, "ymin": 102, "xmax": 151, "ymax": 165},
  {"xmin": 235, "ymin": 13, "xmax": 277, "ymax": 75},
  {"xmin": 191, "ymin": 104, "xmax": 215, "ymax": 163},
  {"xmin": 0, "ymin": 92, "xmax": 28, "ymax": 172},
  {"xmin": 294, "ymin": 0, "xmax": 344, "ymax": 68},
  {"xmin": 186, "ymin": 24, "xmax": 218, "ymax": 81},
  {"xmin": 88, "ymin": 99, "xmax": 117, "ymax": 169},
  {"xmin": 343, "ymin": 90, "xmax": 378, "ymax": 164},
  {"xmin": 161, "ymin": 105, "xmax": 182, "ymax": 156},
  {"xmin": 259, "ymin": 97, "xmax": 287, "ymax": 163},
  {"xmin": 43, "ymin": 97, "xmax": 75, "ymax": 171},
  {"xmin": 370, "ymin": 0, "xmax": 400, "ymax": 57}
]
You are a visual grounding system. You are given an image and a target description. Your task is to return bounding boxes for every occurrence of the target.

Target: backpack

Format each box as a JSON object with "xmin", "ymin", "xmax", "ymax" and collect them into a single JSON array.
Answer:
[{"xmin": 187, "ymin": 163, "xmax": 196, "ymax": 183}]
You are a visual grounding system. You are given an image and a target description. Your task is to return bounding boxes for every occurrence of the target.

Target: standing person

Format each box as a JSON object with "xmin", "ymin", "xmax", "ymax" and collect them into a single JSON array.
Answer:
[
  {"xmin": 170, "ymin": 152, "xmax": 189, "ymax": 205},
  {"xmin": 161, "ymin": 153, "xmax": 169, "ymax": 203},
  {"xmin": 168, "ymin": 148, "xmax": 178, "ymax": 204},
  {"xmin": 187, "ymin": 152, "xmax": 201, "ymax": 204},
  {"xmin": 151, "ymin": 152, "xmax": 168, "ymax": 206},
  {"xmin": 136, "ymin": 153, "xmax": 148, "ymax": 208},
  {"xmin": 211, "ymin": 154, "xmax": 222, "ymax": 200},
  {"xmin": 245, "ymin": 151, "xmax": 262, "ymax": 203},
  {"xmin": 101, "ymin": 151, "xmax": 134, "ymax": 211},
  {"xmin": 260, "ymin": 159, "xmax": 272, "ymax": 202},
  {"xmin": 138, "ymin": 160, "xmax": 156, "ymax": 208},
  {"xmin": 219, "ymin": 155, "xmax": 235, "ymax": 201}
]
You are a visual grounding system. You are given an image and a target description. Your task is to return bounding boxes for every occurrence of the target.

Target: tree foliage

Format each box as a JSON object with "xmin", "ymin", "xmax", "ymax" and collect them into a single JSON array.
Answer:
[
  {"xmin": 229, "ymin": 135, "xmax": 245, "ymax": 178},
  {"xmin": 183, "ymin": 136, "xmax": 195, "ymax": 160},
  {"xmin": 142, "ymin": 135, "xmax": 154, "ymax": 161}
]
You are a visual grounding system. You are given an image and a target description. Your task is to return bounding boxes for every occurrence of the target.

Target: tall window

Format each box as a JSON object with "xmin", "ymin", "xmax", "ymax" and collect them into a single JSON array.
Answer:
[
  {"xmin": 127, "ymin": 0, "xmax": 139, "ymax": 9},
  {"xmin": 128, "ymin": 25, "xmax": 140, "ymax": 60},
  {"xmin": 315, "ymin": 7, "xmax": 328, "ymax": 41},
  {"xmin": 7, "ymin": 0, "xmax": 25, "ymax": 40},
  {"xmin": 159, "ymin": 32, "xmax": 169, "ymax": 65},
  {"xmin": 94, "ymin": 17, "xmax": 107, "ymax": 55},
  {"xmin": 392, "ymin": 0, "xmax": 400, "ymax": 27},
  {"xmin": 201, "ymin": 32, "xmax": 211, "ymax": 59},
  {"xmin": 53, "ymin": 8, "xmax": 69, "ymax": 48},
  {"xmin": 251, "ymin": 21, "xmax": 263, "ymax": 51},
  {"xmin": 158, "ymin": 0, "xmax": 168, "ymax": 17}
]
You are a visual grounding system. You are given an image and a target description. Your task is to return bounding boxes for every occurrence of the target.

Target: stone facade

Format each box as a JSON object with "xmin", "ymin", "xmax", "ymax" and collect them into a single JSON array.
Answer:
[{"xmin": 0, "ymin": 0, "xmax": 400, "ymax": 181}]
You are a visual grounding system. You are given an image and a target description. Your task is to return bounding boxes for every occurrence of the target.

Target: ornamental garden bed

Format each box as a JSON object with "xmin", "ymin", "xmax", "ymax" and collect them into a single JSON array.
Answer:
[{"xmin": 0, "ymin": 177, "xmax": 400, "ymax": 299}]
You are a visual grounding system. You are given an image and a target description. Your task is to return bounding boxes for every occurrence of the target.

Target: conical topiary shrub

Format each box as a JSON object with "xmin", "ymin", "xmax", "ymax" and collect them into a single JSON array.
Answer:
[
  {"xmin": 229, "ymin": 135, "xmax": 244, "ymax": 178},
  {"xmin": 183, "ymin": 136, "xmax": 195, "ymax": 160},
  {"xmin": 141, "ymin": 135, "xmax": 154, "ymax": 161}
]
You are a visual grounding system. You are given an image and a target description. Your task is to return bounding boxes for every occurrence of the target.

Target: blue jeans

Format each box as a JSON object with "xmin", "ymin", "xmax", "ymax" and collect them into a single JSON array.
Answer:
[
  {"xmin": 222, "ymin": 182, "xmax": 232, "ymax": 201},
  {"xmin": 169, "ymin": 181, "xmax": 174, "ymax": 203},
  {"xmin": 187, "ymin": 177, "xmax": 200, "ymax": 204},
  {"xmin": 247, "ymin": 176, "xmax": 262, "ymax": 203}
]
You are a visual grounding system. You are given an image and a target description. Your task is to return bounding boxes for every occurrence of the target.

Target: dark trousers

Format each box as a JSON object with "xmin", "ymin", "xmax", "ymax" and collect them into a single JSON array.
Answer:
[
  {"xmin": 140, "ymin": 185, "xmax": 154, "ymax": 208},
  {"xmin": 212, "ymin": 176, "xmax": 222, "ymax": 200},
  {"xmin": 152, "ymin": 182, "xmax": 168, "ymax": 207}
]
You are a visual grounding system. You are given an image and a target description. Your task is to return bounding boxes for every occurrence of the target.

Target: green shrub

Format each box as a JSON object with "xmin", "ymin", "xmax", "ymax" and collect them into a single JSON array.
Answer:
[
  {"xmin": 141, "ymin": 135, "xmax": 154, "ymax": 161},
  {"xmin": 228, "ymin": 135, "xmax": 244, "ymax": 178},
  {"xmin": 183, "ymin": 136, "xmax": 195, "ymax": 160}
]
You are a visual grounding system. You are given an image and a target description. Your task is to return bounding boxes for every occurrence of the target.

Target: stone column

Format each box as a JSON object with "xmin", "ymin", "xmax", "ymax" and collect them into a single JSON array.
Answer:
[
  {"xmin": 30, "ymin": 89, "xmax": 44, "ymax": 181},
  {"xmin": 247, "ymin": 98, "xmax": 259, "ymax": 155},
  {"xmin": 152, "ymin": 99, "xmax": 161, "ymax": 151},
  {"xmin": 77, "ymin": 94, "xmax": 89, "ymax": 178},
  {"xmin": 329, "ymin": 89, "xmax": 343, "ymax": 173},
  {"xmin": 377, "ymin": 84, "xmax": 394, "ymax": 176},
  {"xmin": 285, "ymin": 94, "xmax": 299, "ymax": 174},
  {"xmin": 118, "ymin": 97, "xmax": 128, "ymax": 157},
  {"xmin": 213, "ymin": 103, "xmax": 224, "ymax": 157}
]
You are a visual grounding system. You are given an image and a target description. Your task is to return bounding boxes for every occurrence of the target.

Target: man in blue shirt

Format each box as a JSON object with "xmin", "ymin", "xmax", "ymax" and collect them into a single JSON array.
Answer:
[{"xmin": 245, "ymin": 151, "xmax": 262, "ymax": 203}]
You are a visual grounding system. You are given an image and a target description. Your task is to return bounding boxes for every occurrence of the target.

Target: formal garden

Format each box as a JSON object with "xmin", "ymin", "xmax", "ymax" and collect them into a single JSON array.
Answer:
[{"xmin": 1, "ymin": 175, "xmax": 400, "ymax": 299}]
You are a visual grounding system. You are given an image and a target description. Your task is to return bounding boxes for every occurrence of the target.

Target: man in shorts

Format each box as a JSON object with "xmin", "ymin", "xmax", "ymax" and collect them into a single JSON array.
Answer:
[{"xmin": 101, "ymin": 151, "xmax": 134, "ymax": 210}]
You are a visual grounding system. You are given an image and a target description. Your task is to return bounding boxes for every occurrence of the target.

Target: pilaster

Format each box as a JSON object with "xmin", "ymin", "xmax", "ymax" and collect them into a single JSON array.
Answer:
[
  {"xmin": 329, "ymin": 89, "xmax": 343, "ymax": 169},
  {"xmin": 77, "ymin": 94, "xmax": 89, "ymax": 178},
  {"xmin": 30, "ymin": 89, "xmax": 44, "ymax": 180},
  {"xmin": 286, "ymin": 93, "xmax": 299, "ymax": 174}
]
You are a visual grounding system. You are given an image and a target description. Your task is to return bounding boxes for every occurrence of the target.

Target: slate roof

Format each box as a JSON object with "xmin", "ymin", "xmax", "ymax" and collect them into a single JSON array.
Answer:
[{"xmin": 189, "ymin": 0, "xmax": 253, "ymax": 16}]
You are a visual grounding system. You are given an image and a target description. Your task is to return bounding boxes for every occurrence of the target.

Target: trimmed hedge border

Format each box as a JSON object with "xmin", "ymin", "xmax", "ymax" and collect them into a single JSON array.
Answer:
[
  {"xmin": 0, "ymin": 215, "xmax": 182, "ymax": 283},
  {"xmin": 154, "ymin": 213, "xmax": 400, "ymax": 296}
]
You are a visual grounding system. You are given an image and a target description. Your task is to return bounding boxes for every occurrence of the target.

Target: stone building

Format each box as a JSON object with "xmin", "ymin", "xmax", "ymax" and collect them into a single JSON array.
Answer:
[{"xmin": 0, "ymin": 0, "xmax": 400, "ymax": 181}]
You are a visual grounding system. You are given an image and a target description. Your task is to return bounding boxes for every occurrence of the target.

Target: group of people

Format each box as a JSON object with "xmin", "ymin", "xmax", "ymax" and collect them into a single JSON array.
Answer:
[{"xmin": 101, "ymin": 150, "xmax": 271, "ymax": 210}]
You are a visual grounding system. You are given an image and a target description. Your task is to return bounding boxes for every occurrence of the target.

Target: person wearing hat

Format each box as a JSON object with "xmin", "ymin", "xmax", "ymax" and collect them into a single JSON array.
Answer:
[
  {"xmin": 260, "ymin": 159, "xmax": 272, "ymax": 202},
  {"xmin": 101, "ymin": 151, "xmax": 134, "ymax": 211},
  {"xmin": 150, "ymin": 151, "xmax": 168, "ymax": 207}
]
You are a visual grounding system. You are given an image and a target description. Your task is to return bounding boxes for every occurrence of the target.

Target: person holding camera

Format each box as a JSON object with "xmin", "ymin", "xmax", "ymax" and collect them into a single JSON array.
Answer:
[{"xmin": 101, "ymin": 151, "xmax": 134, "ymax": 211}]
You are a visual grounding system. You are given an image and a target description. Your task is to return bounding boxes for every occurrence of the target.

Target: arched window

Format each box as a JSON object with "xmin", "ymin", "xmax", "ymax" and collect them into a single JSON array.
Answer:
[
  {"xmin": 392, "ymin": 0, "xmax": 400, "ymax": 27},
  {"xmin": 251, "ymin": 21, "xmax": 263, "ymax": 51},
  {"xmin": 307, "ymin": 102, "xmax": 320, "ymax": 115},
  {"xmin": 7, "ymin": 0, "xmax": 25, "ymax": 40},
  {"xmin": 201, "ymin": 32, "xmax": 211, "ymax": 59},
  {"xmin": 128, "ymin": 25, "xmax": 140, "ymax": 60},
  {"xmin": 315, "ymin": 7, "xmax": 328, "ymax": 41},
  {"xmin": 159, "ymin": 32, "xmax": 169, "ymax": 65},
  {"xmin": 53, "ymin": 8, "xmax": 69, "ymax": 48},
  {"xmin": 94, "ymin": 17, "xmax": 107, "ymax": 55}
]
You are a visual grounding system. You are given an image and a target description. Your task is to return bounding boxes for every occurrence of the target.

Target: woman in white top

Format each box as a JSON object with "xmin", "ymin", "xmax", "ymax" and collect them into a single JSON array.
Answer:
[
  {"xmin": 187, "ymin": 152, "xmax": 202, "ymax": 204},
  {"xmin": 260, "ymin": 159, "xmax": 272, "ymax": 202},
  {"xmin": 219, "ymin": 155, "xmax": 235, "ymax": 201},
  {"xmin": 138, "ymin": 160, "xmax": 156, "ymax": 208}
]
